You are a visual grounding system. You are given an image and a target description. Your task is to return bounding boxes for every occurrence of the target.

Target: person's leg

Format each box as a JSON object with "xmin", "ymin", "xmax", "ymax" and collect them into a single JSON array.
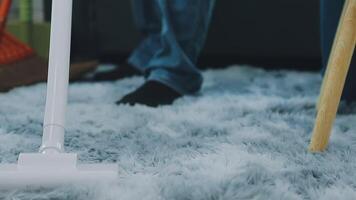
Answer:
[
  {"xmin": 90, "ymin": 0, "xmax": 159, "ymax": 81},
  {"xmin": 128, "ymin": 0, "xmax": 163, "ymax": 70},
  {"xmin": 119, "ymin": 0, "xmax": 216, "ymax": 106},
  {"xmin": 147, "ymin": 0, "xmax": 215, "ymax": 94},
  {"xmin": 321, "ymin": 0, "xmax": 356, "ymax": 102},
  {"xmin": 129, "ymin": 0, "xmax": 216, "ymax": 94}
]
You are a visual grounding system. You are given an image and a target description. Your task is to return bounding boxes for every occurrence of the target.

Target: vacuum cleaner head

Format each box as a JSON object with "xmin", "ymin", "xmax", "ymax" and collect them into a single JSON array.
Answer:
[
  {"xmin": 0, "ymin": 153, "xmax": 118, "ymax": 189},
  {"xmin": 0, "ymin": 0, "xmax": 118, "ymax": 191}
]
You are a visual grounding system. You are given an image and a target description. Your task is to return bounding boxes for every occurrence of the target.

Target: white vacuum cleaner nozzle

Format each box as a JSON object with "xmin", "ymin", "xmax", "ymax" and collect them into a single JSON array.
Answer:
[
  {"xmin": 0, "ymin": 153, "xmax": 118, "ymax": 189},
  {"xmin": 0, "ymin": 0, "xmax": 118, "ymax": 190}
]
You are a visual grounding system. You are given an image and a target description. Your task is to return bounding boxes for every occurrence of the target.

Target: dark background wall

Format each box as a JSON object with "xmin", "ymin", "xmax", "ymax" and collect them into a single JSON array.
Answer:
[{"xmin": 65, "ymin": 0, "xmax": 321, "ymax": 70}]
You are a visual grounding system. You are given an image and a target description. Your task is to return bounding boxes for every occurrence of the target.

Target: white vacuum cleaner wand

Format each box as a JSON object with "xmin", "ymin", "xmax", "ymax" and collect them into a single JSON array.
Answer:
[{"xmin": 0, "ymin": 0, "xmax": 117, "ymax": 189}]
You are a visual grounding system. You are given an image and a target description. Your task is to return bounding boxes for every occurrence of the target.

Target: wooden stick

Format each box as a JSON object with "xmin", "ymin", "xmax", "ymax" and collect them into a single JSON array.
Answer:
[
  {"xmin": 309, "ymin": 0, "xmax": 356, "ymax": 152},
  {"xmin": 317, "ymin": 0, "xmax": 349, "ymax": 111}
]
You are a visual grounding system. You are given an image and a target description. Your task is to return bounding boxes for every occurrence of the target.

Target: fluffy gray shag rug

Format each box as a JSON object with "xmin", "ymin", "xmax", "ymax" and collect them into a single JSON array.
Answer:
[{"xmin": 0, "ymin": 66, "xmax": 356, "ymax": 200}]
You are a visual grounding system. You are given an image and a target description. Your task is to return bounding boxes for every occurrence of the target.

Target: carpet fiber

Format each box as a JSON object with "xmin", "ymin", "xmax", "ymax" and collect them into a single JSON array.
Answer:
[{"xmin": 1, "ymin": 66, "xmax": 356, "ymax": 200}]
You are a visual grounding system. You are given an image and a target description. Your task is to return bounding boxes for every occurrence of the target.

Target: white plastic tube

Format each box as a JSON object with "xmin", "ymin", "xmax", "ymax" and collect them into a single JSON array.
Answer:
[
  {"xmin": 40, "ymin": 0, "xmax": 73, "ymax": 154},
  {"xmin": 0, "ymin": 1, "xmax": 118, "ymax": 188}
]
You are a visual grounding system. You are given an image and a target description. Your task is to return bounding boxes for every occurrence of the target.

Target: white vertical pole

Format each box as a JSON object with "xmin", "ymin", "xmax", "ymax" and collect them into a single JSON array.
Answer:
[{"xmin": 40, "ymin": 0, "xmax": 73, "ymax": 154}]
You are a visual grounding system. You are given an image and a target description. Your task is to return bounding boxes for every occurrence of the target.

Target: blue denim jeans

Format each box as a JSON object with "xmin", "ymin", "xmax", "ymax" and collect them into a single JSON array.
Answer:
[
  {"xmin": 128, "ymin": 0, "xmax": 215, "ymax": 94},
  {"xmin": 321, "ymin": 0, "xmax": 356, "ymax": 101}
]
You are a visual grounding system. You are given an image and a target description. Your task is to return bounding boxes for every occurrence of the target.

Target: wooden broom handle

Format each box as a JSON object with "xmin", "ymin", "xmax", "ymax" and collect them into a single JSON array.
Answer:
[
  {"xmin": 317, "ymin": 0, "xmax": 349, "ymax": 111},
  {"xmin": 309, "ymin": 0, "xmax": 356, "ymax": 152}
]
